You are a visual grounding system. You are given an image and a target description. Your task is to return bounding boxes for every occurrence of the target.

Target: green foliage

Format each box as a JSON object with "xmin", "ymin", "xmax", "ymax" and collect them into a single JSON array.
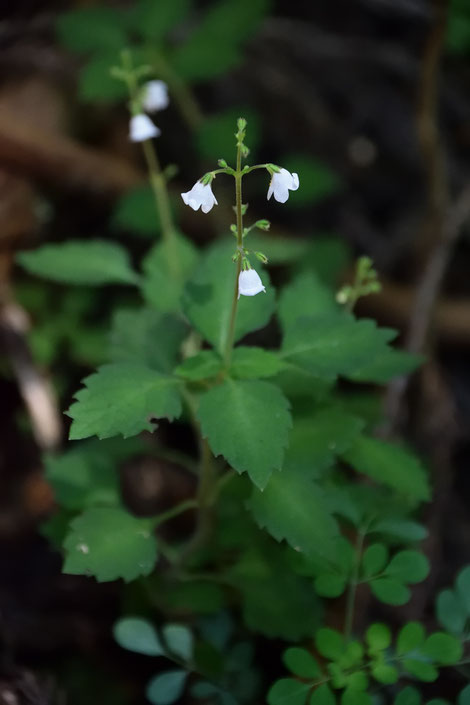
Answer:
[
  {"xmin": 132, "ymin": 0, "xmax": 191, "ymax": 40},
  {"xmin": 197, "ymin": 379, "xmax": 292, "ymax": 489},
  {"xmin": 67, "ymin": 364, "xmax": 182, "ymax": 440},
  {"xmin": 436, "ymin": 564, "xmax": 470, "ymax": 636},
  {"xmin": 63, "ymin": 507, "xmax": 158, "ymax": 582},
  {"xmin": 183, "ymin": 242, "xmax": 275, "ymax": 354},
  {"xmin": 57, "ymin": 7, "xmax": 128, "ymax": 53},
  {"xmin": 229, "ymin": 347, "xmax": 285, "ymax": 379},
  {"xmin": 114, "ymin": 617, "xmax": 165, "ymax": 656},
  {"xmin": 175, "ymin": 351, "xmax": 222, "ymax": 381},
  {"xmin": 142, "ymin": 233, "xmax": 199, "ymax": 313},
  {"xmin": 197, "ymin": 109, "xmax": 260, "ymax": 161},
  {"xmin": 146, "ymin": 670, "xmax": 188, "ymax": 705},
  {"xmin": 113, "ymin": 186, "xmax": 160, "ymax": 237},
  {"xmin": 17, "ymin": 240, "xmax": 139, "ymax": 286}
]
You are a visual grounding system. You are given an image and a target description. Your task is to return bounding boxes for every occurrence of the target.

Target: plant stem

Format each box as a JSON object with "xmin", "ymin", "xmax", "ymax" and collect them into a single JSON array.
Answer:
[
  {"xmin": 344, "ymin": 528, "xmax": 366, "ymax": 640},
  {"xmin": 153, "ymin": 498, "xmax": 198, "ymax": 527},
  {"xmin": 223, "ymin": 142, "xmax": 243, "ymax": 369}
]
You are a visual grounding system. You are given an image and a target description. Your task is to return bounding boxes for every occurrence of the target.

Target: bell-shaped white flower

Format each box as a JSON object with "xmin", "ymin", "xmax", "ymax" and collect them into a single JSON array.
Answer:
[
  {"xmin": 238, "ymin": 268, "xmax": 266, "ymax": 299},
  {"xmin": 142, "ymin": 80, "xmax": 169, "ymax": 112},
  {"xmin": 129, "ymin": 113, "xmax": 160, "ymax": 142},
  {"xmin": 267, "ymin": 168, "xmax": 300, "ymax": 203},
  {"xmin": 181, "ymin": 181, "xmax": 218, "ymax": 213}
]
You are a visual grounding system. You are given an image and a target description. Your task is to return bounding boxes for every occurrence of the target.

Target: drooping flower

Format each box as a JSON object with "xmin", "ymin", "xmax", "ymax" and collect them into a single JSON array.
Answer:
[
  {"xmin": 129, "ymin": 114, "xmax": 160, "ymax": 142},
  {"xmin": 238, "ymin": 268, "xmax": 266, "ymax": 298},
  {"xmin": 267, "ymin": 168, "xmax": 299, "ymax": 203},
  {"xmin": 142, "ymin": 80, "xmax": 169, "ymax": 112},
  {"xmin": 181, "ymin": 181, "xmax": 218, "ymax": 213}
]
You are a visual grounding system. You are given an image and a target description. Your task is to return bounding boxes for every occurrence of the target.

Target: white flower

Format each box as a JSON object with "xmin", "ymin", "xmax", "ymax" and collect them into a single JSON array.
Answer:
[
  {"xmin": 267, "ymin": 168, "xmax": 300, "ymax": 203},
  {"xmin": 181, "ymin": 181, "xmax": 218, "ymax": 213},
  {"xmin": 142, "ymin": 80, "xmax": 169, "ymax": 112},
  {"xmin": 238, "ymin": 268, "xmax": 266, "ymax": 298},
  {"xmin": 129, "ymin": 114, "xmax": 160, "ymax": 142}
]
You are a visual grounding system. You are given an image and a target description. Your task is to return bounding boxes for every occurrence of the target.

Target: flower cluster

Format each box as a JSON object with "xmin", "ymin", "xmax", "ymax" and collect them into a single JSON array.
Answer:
[{"xmin": 129, "ymin": 80, "xmax": 169, "ymax": 143}]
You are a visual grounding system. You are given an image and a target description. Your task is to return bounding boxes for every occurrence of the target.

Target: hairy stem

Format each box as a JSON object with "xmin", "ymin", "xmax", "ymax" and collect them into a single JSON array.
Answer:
[{"xmin": 223, "ymin": 143, "xmax": 243, "ymax": 368}]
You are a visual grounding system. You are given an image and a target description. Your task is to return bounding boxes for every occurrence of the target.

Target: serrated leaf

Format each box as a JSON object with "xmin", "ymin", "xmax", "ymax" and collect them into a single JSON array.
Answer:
[
  {"xmin": 67, "ymin": 364, "xmax": 182, "ymax": 440},
  {"xmin": 175, "ymin": 351, "xmax": 222, "ymax": 381},
  {"xmin": 366, "ymin": 623, "xmax": 391, "ymax": 651},
  {"xmin": 315, "ymin": 627, "xmax": 344, "ymax": 660},
  {"xmin": 267, "ymin": 679, "xmax": 311, "ymax": 705},
  {"xmin": 397, "ymin": 622, "xmax": 425, "ymax": 655},
  {"xmin": 17, "ymin": 240, "xmax": 139, "ymax": 285},
  {"xmin": 197, "ymin": 379, "xmax": 291, "ymax": 489},
  {"xmin": 385, "ymin": 550, "xmax": 430, "ymax": 584},
  {"xmin": 278, "ymin": 272, "xmax": 338, "ymax": 335},
  {"xmin": 248, "ymin": 473, "xmax": 340, "ymax": 556},
  {"xmin": 343, "ymin": 436, "xmax": 430, "ymax": 502},
  {"xmin": 63, "ymin": 507, "xmax": 157, "ymax": 582},
  {"xmin": 112, "ymin": 185, "xmax": 160, "ymax": 237},
  {"xmin": 230, "ymin": 347, "xmax": 286, "ymax": 379},
  {"xmin": 110, "ymin": 308, "xmax": 187, "ymax": 372},
  {"xmin": 142, "ymin": 233, "xmax": 199, "ymax": 313},
  {"xmin": 281, "ymin": 315, "xmax": 395, "ymax": 381},
  {"xmin": 348, "ymin": 348, "xmax": 423, "ymax": 383},
  {"xmin": 163, "ymin": 624, "xmax": 193, "ymax": 662},
  {"xmin": 183, "ymin": 242, "xmax": 275, "ymax": 354},
  {"xmin": 370, "ymin": 577, "xmax": 410, "ymax": 605},
  {"xmin": 146, "ymin": 670, "xmax": 188, "ymax": 705},
  {"xmin": 56, "ymin": 7, "xmax": 128, "ymax": 52},
  {"xmin": 422, "ymin": 632, "xmax": 463, "ymax": 665},
  {"xmin": 402, "ymin": 659, "xmax": 438, "ymax": 682},
  {"xmin": 436, "ymin": 589, "xmax": 467, "ymax": 634},
  {"xmin": 362, "ymin": 544, "xmax": 389, "ymax": 577},
  {"xmin": 310, "ymin": 685, "xmax": 335, "ymax": 705},
  {"xmin": 113, "ymin": 617, "xmax": 164, "ymax": 656},
  {"xmin": 283, "ymin": 648, "xmax": 320, "ymax": 679}
]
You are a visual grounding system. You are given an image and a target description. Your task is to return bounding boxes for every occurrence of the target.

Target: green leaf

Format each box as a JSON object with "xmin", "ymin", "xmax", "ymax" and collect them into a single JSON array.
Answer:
[
  {"xmin": 458, "ymin": 685, "xmax": 470, "ymax": 705},
  {"xmin": 267, "ymin": 679, "xmax": 311, "ymax": 705},
  {"xmin": 315, "ymin": 627, "xmax": 344, "ymax": 660},
  {"xmin": 230, "ymin": 347, "xmax": 286, "ymax": 379},
  {"xmin": 67, "ymin": 364, "xmax": 182, "ymax": 440},
  {"xmin": 110, "ymin": 308, "xmax": 187, "ymax": 373},
  {"xmin": 283, "ymin": 648, "xmax": 321, "ymax": 679},
  {"xmin": 63, "ymin": 507, "xmax": 158, "ymax": 582},
  {"xmin": 362, "ymin": 544, "xmax": 389, "ymax": 577},
  {"xmin": 397, "ymin": 622, "xmax": 425, "ymax": 655},
  {"xmin": 283, "ymin": 155, "xmax": 342, "ymax": 207},
  {"xmin": 163, "ymin": 624, "xmax": 193, "ymax": 662},
  {"xmin": 385, "ymin": 550, "xmax": 430, "ymax": 584},
  {"xmin": 196, "ymin": 108, "xmax": 260, "ymax": 161},
  {"xmin": 343, "ymin": 436, "xmax": 430, "ymax": 502},
  {"xmin": 436, "ymin": 589, "xmax": 467, "ymax": 634},
  {"xmin": 314, "ymin": 573, "xmax": 347, "ymax": 598},
  {"xmin": 113, "ymin": 617, "xmax": 164, "ymax": 656},
  {"xmin": 402, "ymin": 659, "xmax": 438, "ymax": 682},
  {"xmin": 133, "ymin": 0, "xmax": 190, "ymax": 39},
  {"xmin": 283, "ymin": 408, "xmax": 364, "ymax": 477},
  {"xmin": 422, "ymin": 632, "xmax": 463, "ymax": 665},
  {"xmin": 112, "ymin": 185, "xmax": 159, "ymax": 237},
  {"xmin": 278, "ymin": 272, "xmax": 339, "ymax": 336},
  {"xmin": 348, "ymin": 348, "xmax": 423, "ymax": 384},
  {"xmin": 197, "ymin": 379, "xmax": 291, "ymax": 489},
  {"xmin": 146, "ymin": 670, "xmax": 188, "ymax": 705},
  {"xmin": 172, "ymin": 0, "xmax": 270, "ymax": 81},
  {"xmin": 394, "ymin": 687, "xmax": 421, "ymax": 705},
  {"xmin": 248, "ymin": 473, "xmax": 340, "ymax": 556},
  {"xmin": 341, "ymin": 688, "xmax": 371, "ymax": 705},
  {"xmin": 370, "ymin": 578, "xmax": 410, "ymax": 605},
  {"xmin": 17, "ymin": 240, "xmax": 139, "ymax": 286},
  {"xmin": 175, "ymin": 351, "xmax": 222, "ymax": 381},
  {"xmin": 346, "ymin": 672, "xmax": 368, "ymax": 690},
  {"xmin": 366, "ymin": 623, "xmax": 391, "ymax": 651},
  {"xmin": 371, "ymin": 664, "xmax": 399, "ymax": 684},
  {"xmin": 183, "ymin": 242, "xmax": 275, "ymax": 353},
  {"xmin": 79, "ymin": 52, "xmax": 129, "ymax": 102},
  {"xmin": 310, "ymin": 685, "xmax": 336, "ymax": 705},
  {"xmin": 281, "ymin": 315, "xmax": 395, "ymax": 381},
  {"xmin": 456, "ymin": 565, "xmax": 470, "ymax": 612},
  {"xmin": 56, "ymin": 7, "xmax": 127, "ymax": 52},
  {"xmin": 369, "ymin": 517, "xmax": 428, "ymax": 543},
  {"xmin": 142, "ymin": 233, "xmax": 199, "ymax": 313},
  {"xmin": 45, "ymin": 442, "xmax": 120, "ymax": 510}
]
